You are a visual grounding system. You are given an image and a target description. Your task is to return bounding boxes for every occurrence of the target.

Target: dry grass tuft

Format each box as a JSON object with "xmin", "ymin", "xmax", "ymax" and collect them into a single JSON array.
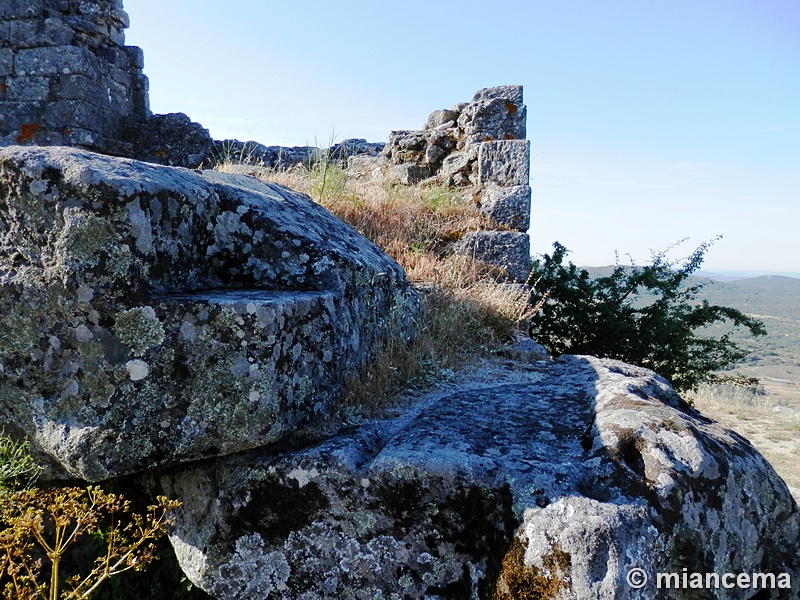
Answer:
[
  {"xmin": 688, "ymin": 380, "xmax": 800, "ymax": 501},
  {"xmin": 269, "ymin": 165, "xmax": 493, "ymax": 277},
  {"xmin": 687, "ymin": 380, "xmax": 775, "ymax": 415}
]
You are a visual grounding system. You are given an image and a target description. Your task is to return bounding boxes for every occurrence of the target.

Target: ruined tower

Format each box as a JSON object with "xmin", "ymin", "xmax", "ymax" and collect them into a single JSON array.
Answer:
[{"xmin": 0, "ymin": 0, "xmax": 149, "ymax": 154}]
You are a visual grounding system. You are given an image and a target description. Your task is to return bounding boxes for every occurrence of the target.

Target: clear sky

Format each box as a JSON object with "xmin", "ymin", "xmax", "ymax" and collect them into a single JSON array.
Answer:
[{"xmin": 125, "ymin": 1, "xmax": 800, "ymax": 275}]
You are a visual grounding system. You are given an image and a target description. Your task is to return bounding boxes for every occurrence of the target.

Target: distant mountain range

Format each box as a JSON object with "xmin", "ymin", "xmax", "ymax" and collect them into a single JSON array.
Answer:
[
  {"xmin": 716, "ymin": 274, "xmax": 800, "ymax": 293},
  {"xmin": 697, "ymin": 271, "xmax": 800, "ymax": 282},
  {"xmin": 581, "ymin": 267, "xmax": 800, "ymax": 320}
]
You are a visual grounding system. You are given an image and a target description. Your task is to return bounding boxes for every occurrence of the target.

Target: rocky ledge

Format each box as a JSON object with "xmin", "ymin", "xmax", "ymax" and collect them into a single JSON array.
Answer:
[
  {"xmin": 0, "ymin": 146, "xmax": 796, "ymax": 599},
  {"xmin": 155, "ymin": 355, "xmax": 799, "ymax": 599}
]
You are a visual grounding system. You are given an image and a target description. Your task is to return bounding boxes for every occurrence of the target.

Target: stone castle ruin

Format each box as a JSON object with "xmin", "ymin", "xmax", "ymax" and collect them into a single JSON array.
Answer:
[
  {"xmin": 1, "ymin": 2, "xmax": 799, "ymax": 598},
  {"xmin": 374, "ymin": 85, "xmax": 531, "ymax": 281},
  {"xmin": 1, "ymin": 1, "xmax": 532, "ymax": 281},
  {"xmin": 0, "ymin": 0, "xmax": 148, "ymax": 153}
]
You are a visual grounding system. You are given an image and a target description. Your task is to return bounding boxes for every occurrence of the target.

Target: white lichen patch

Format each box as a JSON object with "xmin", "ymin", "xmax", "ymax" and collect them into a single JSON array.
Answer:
[
  {"xmin": 126, "ymin": 359, "xmax": 150, "ymax": 381},
  {"xmin": 28, "ymin": 178, "xmax": 49, "ymax": 195},
  {"xmin": 287, "ymin": 467, "xmax": 320, "ymax": 489},
  {"xmin": 212, "ymin": 534, "xmax": 290, "ymax": 598},
  {"xmin": 248, "ymin": 364, "xmax": 262, "ymax": 381},
  {"xmin": 229, "ymin": 357, "xmax": 251, "ymax": 378},
  {"xmin": 76, "ymin": 285, "xmax": 94, "ymax": 302},
  {"xmin": 62, "ymin": 379, "xmax": 79, "ymax": 397},
  {"xmin": 74, "ymin": 324, "xmax": 93, "ymax": 343},
  {"xmin": 179, "ymin": 320, "xmax": 197, "ymax": 342},
  {"xmin": 125, "ymin": 201, "xmax": 154, "ymax": 255}
]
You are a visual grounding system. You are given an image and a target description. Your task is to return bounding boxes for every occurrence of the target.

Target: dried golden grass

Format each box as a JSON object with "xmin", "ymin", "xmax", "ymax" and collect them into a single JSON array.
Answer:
[
  {"xmin": 270, "ymin": 167, "xmax": 491, "ymax": 275},
  {"xmin": 687, "ymin": 380, "xmax": 776, "ymax": 415},
  {"xmin": 338, "ymin": 283, "xmax": 528, "ymax": 413}
]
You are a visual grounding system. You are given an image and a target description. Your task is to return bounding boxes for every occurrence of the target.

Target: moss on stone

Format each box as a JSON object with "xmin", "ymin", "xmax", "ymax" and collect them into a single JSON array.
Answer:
[
  {"xmin": 83, "ymin": 367, "xmax": 114, "ymax": 409},
  {"xmin": 0, "ymin": 303, "xmax": 41, "ymax": 355},
  {"xmin": 54, "ymin": 212, "xmax": 117, "ymax": 267}
]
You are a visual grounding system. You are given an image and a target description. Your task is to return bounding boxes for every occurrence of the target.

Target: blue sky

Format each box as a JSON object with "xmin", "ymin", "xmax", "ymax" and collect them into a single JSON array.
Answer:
[{"xmin": 125, "ymin": 1, "xmax": 800, "ymax": 275}]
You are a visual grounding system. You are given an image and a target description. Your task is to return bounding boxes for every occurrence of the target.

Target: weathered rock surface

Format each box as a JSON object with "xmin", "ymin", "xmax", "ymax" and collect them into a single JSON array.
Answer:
[
  {"xmin": 0, "ymin": 0, "xmax": 149, "ymax": 155},
  {"xmin": 478, "ymin": 185, "xmax": 532, "ymax": 231},
  {"xmin": 379, "ymin": 85, "xmax": 527, "ymax": 187},
  {"xmin": 477, "ymin": 140, "xmax": 530, "ymax": 187},
  {"xmin": 0, "ymin": 145, "xmax": 420, "ymax": 481},
  {"xmin": 458, "ymin": 85, "xmax": 527, "ymax": 146},
  {"xmin": 156, "ymin": 355, "xmax": 799, "ymax": 599},
  {"xmin": 125, "ymin": 112, "xmax": 214, "ymax": 168}
]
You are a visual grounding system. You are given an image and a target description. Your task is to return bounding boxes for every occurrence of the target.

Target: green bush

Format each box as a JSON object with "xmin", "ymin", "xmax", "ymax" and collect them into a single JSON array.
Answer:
[{"xmin": 528, "ymin": 240, "xmax": 766, "ymax": 391}]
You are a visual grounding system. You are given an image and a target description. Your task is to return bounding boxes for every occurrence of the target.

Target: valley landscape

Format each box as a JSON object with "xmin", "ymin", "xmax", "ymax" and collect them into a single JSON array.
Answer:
[{"xmin": 691, "ymin": 274, "xmax": 800, "ymax": 500}]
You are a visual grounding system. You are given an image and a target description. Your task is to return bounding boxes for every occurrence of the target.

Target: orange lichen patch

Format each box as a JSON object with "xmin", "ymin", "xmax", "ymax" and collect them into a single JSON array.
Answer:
[
  {"xmin": 16, "ymin": 123, "xmax": 42, "ymax": 144},
  {"xmin": 504, "ymin": 134, "xmax": 515, "ymax": 140},
  {"xmin": 0, "ymin": 83, "xmax": 7, "ymax": 96},
  {"xmin": 483, "ymin": 136, "xmax": 497, "ymax": 142},
  {"xmin": 505, "ymin": 101, "xmax": 518, "ymax": 115},
  {"xmin": 493, "ymin": 538, "xmax": 572, "ymax": 599},
  {"xmin": 156, "ymin": 148, "xmax": 168, "ymax": 157}
]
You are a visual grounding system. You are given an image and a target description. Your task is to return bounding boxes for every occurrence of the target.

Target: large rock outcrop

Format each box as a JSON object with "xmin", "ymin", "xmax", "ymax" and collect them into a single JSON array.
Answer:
[
  {"xmin": 156, "ymin": 355, "xmax": 800, "ymax": 599},
  {"xmin": 0, "ymin": 146, "xmax": 420, "ymax": 481}
]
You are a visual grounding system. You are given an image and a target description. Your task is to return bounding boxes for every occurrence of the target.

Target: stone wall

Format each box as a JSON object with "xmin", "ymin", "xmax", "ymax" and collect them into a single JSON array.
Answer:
[
  {"xmin": 375, "ymin": 85, "xmax": 532, "ymax": 281},
  {"xmin": 0, "ymin": 0, "xmax": 149, "ymax": 154}
]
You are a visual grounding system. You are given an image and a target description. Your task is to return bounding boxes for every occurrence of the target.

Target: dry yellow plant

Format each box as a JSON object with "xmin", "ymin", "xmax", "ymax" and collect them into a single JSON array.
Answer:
[{"xmin": 0, "ymin": 487, "xmax": 179, "ymax": 600}]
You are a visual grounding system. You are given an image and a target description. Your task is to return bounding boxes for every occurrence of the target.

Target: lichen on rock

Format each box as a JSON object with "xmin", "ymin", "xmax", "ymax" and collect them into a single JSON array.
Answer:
[
  {"xmin": 0, "ymin": 145, "xmax": 420, "ymax": 481},
  {"xmin": 114, "ymin": 306, "xmax": 165, "ymax": 356},
  {"xmin": 156, "ymin": 356, "xmax": 800, "ymax": 599}
]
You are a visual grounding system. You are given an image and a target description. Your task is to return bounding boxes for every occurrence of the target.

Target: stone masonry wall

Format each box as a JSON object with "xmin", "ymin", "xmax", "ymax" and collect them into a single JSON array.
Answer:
[
  {"xmin": 374, "ymin": 86, "xmax": 532, "ymax": 281},
  {"xmin": 0, "ymin": 0, "xmax": 149, "ymax": 154}
]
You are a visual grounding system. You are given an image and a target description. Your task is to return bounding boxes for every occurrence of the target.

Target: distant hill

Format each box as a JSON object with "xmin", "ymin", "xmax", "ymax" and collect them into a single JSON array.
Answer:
[
  {"xmin": 581, "ymin": 267, "xmax": 800, "ymax": 319},
  {"xmin": 698, "ymin": 270, "xmax": 800, "ymax": 281},
  {"xmin": 694, "ymin": 275, "xmax": 800, "ymax": 321},
  {"xmin": 578, "ymin": 266, "xmax": 800, "ymax": 384},
  {"xmin": 696, "ymin": 271, "xmax": 749, "ymax": 282},
  {"xmin": 723, "ymin": 275, "xmax": 800, "ymax": 294}
]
